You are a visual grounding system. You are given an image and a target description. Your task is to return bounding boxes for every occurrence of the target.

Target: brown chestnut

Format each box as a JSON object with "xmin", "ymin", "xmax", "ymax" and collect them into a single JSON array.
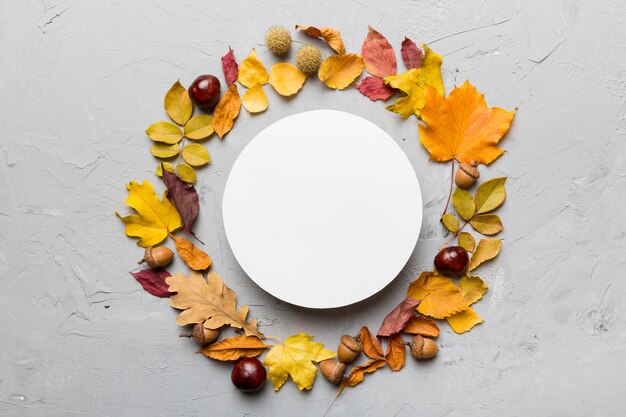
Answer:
[{"xmin": 231, "ymin": 358, "xmax": 266, "ymax": 392}]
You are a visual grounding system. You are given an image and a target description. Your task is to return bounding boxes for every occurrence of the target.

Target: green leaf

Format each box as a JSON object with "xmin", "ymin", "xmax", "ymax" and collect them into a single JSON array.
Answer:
[
  {"xmin": 452, "ymin": 188, "xmax": 475, "ymax": 221},
  {"xmin": 458, "ymin": 232, "xmax": 475, "ymax": 252},
  {"xmin": 176, "ymin": 163, "xmax": 196, "ymax": 184},
  {"xmin": 441, "ymin": 213, "xmax": 459, "ymax": 233},
  {"xmin": 182, "ymin": 143, "xmax": 211, "ymax": 167},
  {"xmin": 184, "ymin": 115, "xmax": 215, "ymax": 140},
  {"xmin": 468, "ymin": 238, "xmax": 501, "ymax": 272},
  {"xmin": 150, "ymin": 143, "xmax": 180, "ymax": 159},
  {"xmin": 470, "ymin": 214, "xmax": 503, "ymax": 235},
  {"xmin": 156, "ymin": 162, "xmax": 174, "ymax": 177},
  {"xmin": 146, "ymin": 122, "xmax": 183, "ymax": 144},
  {"xmin": 475, "ymin": 177, "xmax": 506, "ymax": 214},
  {"xmin": 164, "ymin": 80, "xmax": 193, "ymax": 125}
]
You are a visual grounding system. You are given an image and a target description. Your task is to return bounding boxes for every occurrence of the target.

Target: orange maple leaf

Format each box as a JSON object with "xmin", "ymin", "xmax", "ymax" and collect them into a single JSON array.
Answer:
[{"xmin": 418, "ymin": 81, "xmax": 515, "ymax": 165}]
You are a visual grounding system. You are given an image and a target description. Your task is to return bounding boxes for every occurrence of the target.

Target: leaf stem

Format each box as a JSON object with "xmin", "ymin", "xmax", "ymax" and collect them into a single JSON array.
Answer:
[
  {"xmin": 439, "ymin": 219, "xmax": 471, "ymax": 250},
  {"xmin": 441, "ymin": 160, "xmax": 455, "ymax": 216}
]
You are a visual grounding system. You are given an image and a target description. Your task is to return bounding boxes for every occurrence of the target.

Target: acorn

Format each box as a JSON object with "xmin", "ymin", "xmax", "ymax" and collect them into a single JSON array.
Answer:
[
  {"xmin": 455, "ymin": 161, "xmax": 480, "ymax": 189},
  {"xmin": 138, "ymin": 246, "xmax": 174, "ymax": 269},
  {"xmin": 191, "ymin": 323, "xmax": 220, "ymax": 346},
  {"xmin": 409, "ymin": 335, "xmax": 439, "ymax": 360},
  {"xmin": 337, "ymin": 335, "xmax": 363, "ymax": 364},
  {"xmin": 319, "ymin": 359, "xmax": 345, "ymax": 385}
]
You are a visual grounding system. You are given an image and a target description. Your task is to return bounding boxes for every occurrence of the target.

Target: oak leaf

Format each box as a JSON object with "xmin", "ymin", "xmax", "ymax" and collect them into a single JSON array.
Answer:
[
  {"xmin": 407, "ymin": 271, "xmax": 468, "ymax": 319},
  {"xmin": 356, "ymin": 76, "xmax": 396, "ymax": 101},
  {"xmin": 166, "ymin": 270, "xmax": 263, "ymax": 338},
  {"xmin": 213, "ymin": 83, "xmax": 241, "ymax": 138},
  {"xmin": 468, "ymin": 238, "xmax": 501, "ymax": 271},
  {"xmin": 318, "ymin": 54, "xmax": 364, "ymax": 90},
  {"xmin": 400, "ymin": 37, "xmax": 424, "ymax": 69},
  {"xmin": 171, "ymin": 235, "xmax": 212, "ymax": 271},
  {"xmin": 403, "ymin": 315, "xmax": 440, "ymax": 338},
  {"xmin": 164, "ymin": 80, "xmax": 193, "ymax": 126},
  {"xmin": 361, "ymin": 26, "xmax": 396, "ymax": 78},
  {"xmin": 269, "ymin": 63, "xmax": 307, "ymax": 96},
  {"xmin": 130, "ymin": 268, "xmax": 172, "ymax": 298},
  {"xmin": 263, "ymin": 333, "xmax": 335, "ymax": 391},
  {"xmin": 295, "ymin": 25, "xmax": 345, "ymax": 54},
  {"xmin": 385, "ymin": 333, "xmax": 406, "ymax": 371},
  {"xmin": 200, "ymin": 335, "xmax": 269, "ymax": 361},
  {"xmin": 337, "ymin": 359, "xmax": 386, "ymax": 394},
  {"xmin": 162, "ymin": 168, "xmax": 199, "ymax": 237},
  {"xmin": 221, "ymin": 47, "xmax": 239, "ymax": 86},
  {"xmin": 237, "ymin": 48, "xmax": 269, "ymax": 88},
  {"xmin": 242, "ymin": 83, "xmax": 268, "ymax": 113},
  {"xmin": 419, "ymin": 81, "xmax": 515, "ymax": 165},
  {"xmin": 116, "ymin": 180, "xmax": 182, "ymax": 247},
  {"xmin": 377, "ymin": 297, "xmax": 420, "ymax": 337}
]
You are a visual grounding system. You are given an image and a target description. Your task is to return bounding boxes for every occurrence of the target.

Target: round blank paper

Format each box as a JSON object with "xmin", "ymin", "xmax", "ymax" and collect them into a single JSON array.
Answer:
[{"xmin": 223, "ymin": 110, "xmax": 422, "ymax": 308}]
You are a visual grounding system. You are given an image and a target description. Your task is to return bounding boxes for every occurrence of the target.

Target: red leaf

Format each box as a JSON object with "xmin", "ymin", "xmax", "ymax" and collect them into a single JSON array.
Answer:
[
  {"xmin": 131, "ymin": 268, "xmax": 172, "ymax": 298},
  {"xmin": 377, "ymin": 297, "xmax": 420, "ymax": 337},
  {"xmin": 361, "ymin": 26, "xmax": 397, "ymax": 78},
  {"xmin": 221, "ymin": 48, "xmax": 239, "ymax": 86},
  {"xmin": 356, "ymin": 76, "xmax": 396, "ymax": 101},
  {"xmin": 162, "ymin": 168, "xmax": 199, "ymax": 237},
  {"xmin": 400, "ymin": 37, "xmax": 424, "ymax": 69}
]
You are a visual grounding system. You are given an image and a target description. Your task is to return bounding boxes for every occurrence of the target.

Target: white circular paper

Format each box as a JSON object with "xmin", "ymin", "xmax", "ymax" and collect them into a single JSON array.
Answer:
[{"xmin": 222, "ymin": 110, "xmax": 422, "ymax": 308}]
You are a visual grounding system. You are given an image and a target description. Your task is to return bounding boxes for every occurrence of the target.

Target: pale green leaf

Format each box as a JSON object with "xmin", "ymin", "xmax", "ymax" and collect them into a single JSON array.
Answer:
[{"xmin": 475, "ymin": 177, "xmax": 506, "ymax": 214}]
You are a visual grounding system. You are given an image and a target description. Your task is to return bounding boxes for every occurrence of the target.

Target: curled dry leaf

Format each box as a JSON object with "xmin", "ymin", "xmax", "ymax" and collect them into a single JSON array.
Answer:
[
  {"xmin": 221, "ymin": 47, "xmax": 239, "ymax": 86},
  {"xmin": 130, "ymin": 267, "xmax": 172, "ymax": 298},
  {"xmin": 162, "ymin": 168, "xmax": 199, "ymax": 237},
  {"xmin": 403, "ymin": 315, "xmax": 440, "ymax": 338},
  {"xmin": 171, "ymin": 234, "xmax": 212, "ymax": 271},
  {"xmin": 384, "ymin": 333, "xmax": 406, "ymax": 371},
  {"xmin": 406, "ymin": 271, "xmax": 468, "ymax": 319},
  {"xmin": 447, "ymin": 307, "xmax": 483, "ymax": 334},
  {"xmin": 361, "ymin": 26, "xmax": 397, "ymax": 78},
  {"xmin": 419, "ymin": 81, "xmax": 515, "ymax": 165},
  {"xmin": 469, "ymin": 238, "xmax": 502, "ymax": 272},
  {"xmin": 269, "ymin": 63, "xmax": 307, "ymax": 96},
  {"xmin": 400, "ymin": 37, "xmax": 424, "ymax": 69},
  {"xmin": 337, "ymin": 359, "xmax": 386, "ymax": 395},
  {"xmin": 475, "ymin": 177, "xmax": 507, "ymax": 214},
  {"xmin": 164, "ymin": 80, "xmax": 193, "ymax": 126},
  {"xmin": 458, "ymin": 231, "xmax": 476, "ymax": 252},
  {"xmin": 166, "ymin": 270, "xmax": 263, "ymax": 338},
  {"xmin": 295, "ymin": 24, "xmax": 345, "ymax": 54},
  {"xmin": 452, "ymin": 188, "xmax": 476, "ymax": 221},
  {"xmin": 470, "ymin": 214, "xmax": 504, "ymax": 235},
  {"xmin": 146, "ymin": 121, "xmax": 183, "ymax": 144},
  {"xmin": 356, "ymin": 76, "xmax": 396, "ymax": 101},
  {"xmin": 184, "ymin": 115, "xmax": 214, "ymax": 140},
  {"xmin": 377, "ymin": 297, "xmax": 420, "ymax": 337},
  {"xmin": 242, "ymin": 83, "xmax": 268, "ymax": 113},
  {"xmin": 200, "ymin": 335, "xmax": 269, "ymax": 361},
  {"xmin": 237, "ymin": 48, "xmax": 269, "ymax": 89},
  {"xmin": 359, "ymin": 326, "xmax": 384, "ymax": 359},
  {"xmin": 441, "ymin": 213, "xmax": 460, "ymax": 233},
  {"xmin": 318, "ymin": 53, "xmax": 364, "ymax": 90},
  {"xmin": 213, "ymin": 83, "xmax": 241, "ymax": 138}
]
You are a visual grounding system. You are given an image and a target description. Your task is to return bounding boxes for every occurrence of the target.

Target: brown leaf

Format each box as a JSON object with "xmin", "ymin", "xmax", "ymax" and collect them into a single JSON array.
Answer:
[
  {"xmin": 403, "ymin": 315, "xmax": 440, "ymax": 338},
  {"xmin": 377, "ymin": 297, "xmax": 420, "ymax": 337},
  {"xmin": 172, "ymin": 235, "xmax": 212, "ymax": 271},
  {"xmin": 221, "ymin": 47, "xmax": 238, "ymax": 86},
  {"xmin": 130, "ymin": 268, "xmax": 171, "ymax": 298},
  {"xmin": 213, "ymin": 84, "xmax": 241, "ymax": 138},
  {"xmin": 361, "ymin": 26, "xmax": 397, "ymax": 78},
  {"xmin": 384, "ymin": 333, "xmax": 406, "ymax": 371},
  {"xmin": 356, "ymin": 76, "xmax": 396, "ymax": 101},
  {"xmin": 359, "ymin": 326, "xmax": 384, "ymax": 359},
  {"xmin": 295, "ymin": 25, "xmax": 345, "ymax": 54},
  {"xmin": 162, "ymin": 168, "xmax": 199, "ymax": 237},
  {"xmin": 337, "ymin": 359, "xmax": 386, "ymax": 395},
  {"xmin": 199, "ymin": 335, "xmax": 269, "ymax": 361},
  {"xmin": 400, "ymin": 37, "xmax": 424, "ymax": 69}
]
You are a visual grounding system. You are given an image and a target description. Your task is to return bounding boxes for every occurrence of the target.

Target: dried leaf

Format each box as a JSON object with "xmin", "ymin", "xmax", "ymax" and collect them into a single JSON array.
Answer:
[
  {"xmin": 441, "ymin": 213, "xmax": 460, "ymax": 233},
  {"xmin": 458, "ymin": 231, "xmax": 476, "ymax": 252},
  {"xmin": 172, "ymin": 235, "xmax": 212, "ymax": 271},
  {"xmin": 156, "ymin": 162, "xmax": 174, "ymax": 177},
  {"xmin": 361, "ymin": 26, "xmax": 397, "ymax": 78},
  {"xmin": 213, "ymin": 84, "xmax": 241, "ymax": 138},
  {"xmin": 377, "ymin": 297, "xmax": 420, "ymax": 337},
  {"xmin": 469, "ymin": 238, "xmax": 501, "ymax": 272},
  {"xmin": 384, "ymin": 44, "xmax": 443, "ymax": 119},
  {"xmin": 452, "ymin": 188, "xmax": 476, "ymax": 221},
  {"xmin": 447, "ymin": 307, "xmax": 483, "ymax": 334},
  {"xmin": 475, "ymin": 177, "xmax": 507, "ymax": 214},
  {"xmin": 384, "ymin": 333, "xmax": 406, "ymax": 371},
  {"xmin": 263, "ymin": 333, "xmax": 335, "ymax": 391},
  {"xmin": 166, "ymin": 270, "xmax": 263, "ymax": 337},
  {"xmin": 403, "ymin": 315, "xmax": 440, "ymax": 338},
  {"xmin": 221, "ymin": 47, "xmax": 239, "ymax": 86},
  {"xmin": 242, "ymin": 83, "xmax": 268, "ymax": 113},
  {"xmin": 295, "ymin": 25, "xmax": 345, "ymax": 54},
  {"xmin": 237, "ymin": 48, "xmax": 269, "ymax": 88},
  {"xmin": 400, "ymin": 37, "xmax": 424, "ymax": 69},
  {"xmin": 176, "ymin": 163, "xmax": 196, "ymax": 184},
  {"xmin": 146, "ymin": 121, "xmax": 183, "ymax": 144},
  {"xmin": 200, "ymin": 335, "xmax": 269, "ymax": 361},
  {"xmin": 356, "ymin": 76, "xmax": 396, "ymax": 101},
  {"xmin": 162, "ymin": 168, "xmax": 199, "ymax": 237},
  {"xmin": 359, "ymin": 326, "xmax": 384, "ymax": 359},
  {"xmin": 150, "ymin": 143, "xmax": 180, "ymax": 159},
  {"xmin": 184, "ymin": 115, "xmax": 214, "ymax": 140},
  {"xmin": 406, "ymin": 271, "xmax": 468, "ymax": 319},
  {"xmin": 116, "ymin": 180, "xmax": 181, "ymax": 247},
  {"xmin": 470, "ymin": 214, "xmax": 503, "ymax": 235},
  {"xmin": 182, "ymin": 143, "xmax": 210, "ymax": 167},
  {"xmin": 164, "ymin": 80, "xmax": 193, "ymax": 126},
  {"xmin": 458, "ymin": 275, "xmax": 488, "ymax": 305},
  {"xmin": 130, "ymin": 268, "xmax": 172, "ymax": 298},
  {"xmin": 337, "ymin": 359, "xmax": 386, "ymax": 394},
  {"xmin": 269, "ymin": 63, "xmax": 307, "ymax": 96},
  {"xmin": 419, "ymin": 81, "xmax": 516, "ymax": 165},
  {"xmin": 318, "ymin": 53, "xmax": 364, "ymax": 90}
]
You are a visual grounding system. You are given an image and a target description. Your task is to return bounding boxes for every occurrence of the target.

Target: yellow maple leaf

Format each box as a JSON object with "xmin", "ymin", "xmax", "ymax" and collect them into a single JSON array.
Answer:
[
  {"xmin": 237, "ymin": 48, "xmax": 269, "ymax": 89},
  {"xmin": 318, "ymin": 54, "xmax": 364, "ymax": 90},
  {"xmin": 166, "ymin": 270, "xmax": 263, "ymax": 338},
  {"xmin": 263, "ymin": 333, "xmax": 335, "ymax": 391},
  {"xmin": 269, "ymin": 63, "xmax": 307, "ymax": 96},
  {"xmin": 116, "ymin": 180, "xmax": 181, "ymax": 247},
  {"xmin": 419, "ymin": 81, "xmax": 516, "ymax": 165},
  {"xmin": 384, "ymin": 44, "xmax": 443, "ymax": 119},
  {"xmin": 406, "ymin": 271, "xmax": 468, "ymax": 319}
]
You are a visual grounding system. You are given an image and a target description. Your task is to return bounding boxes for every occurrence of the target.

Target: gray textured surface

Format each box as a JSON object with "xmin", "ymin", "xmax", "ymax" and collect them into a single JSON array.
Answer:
[{"xmin": 1, "ymin": 0, "xmax": 625, "ymax": 416}]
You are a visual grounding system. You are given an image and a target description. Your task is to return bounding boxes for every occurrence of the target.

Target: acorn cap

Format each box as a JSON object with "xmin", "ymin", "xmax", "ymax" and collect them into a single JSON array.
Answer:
[{"xmin": 459, "ymin": 161, "xmax": 480, "ymax": 179}]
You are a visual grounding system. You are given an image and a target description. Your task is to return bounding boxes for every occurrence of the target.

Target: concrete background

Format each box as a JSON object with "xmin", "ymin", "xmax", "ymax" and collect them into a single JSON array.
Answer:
[{"xmin": 1, "ymin": 0, "xmax": 625, "ymax": 416}]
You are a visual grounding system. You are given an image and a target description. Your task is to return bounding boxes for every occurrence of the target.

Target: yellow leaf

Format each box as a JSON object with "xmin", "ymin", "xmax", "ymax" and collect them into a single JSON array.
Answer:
[
  {"xmin": 407, "ymin": 271, "xmax": 468, "ymax": 319},
  {"xmin": 337, "ymin": 359, "xmax": 386, "ymax": 395},
  {"xmin": 318, "ymin": 54, "xmax": 364, "ymax": 90},
  {"xmin": 295, "ymin": 25, "xmax": 345, "ymax": 54},
  {"xmin": 469, "ymin": 238, "xmax": 501, "ymax": 272},
  {"xmin": 441, "ymin": 213, "xmax": 459, "ymax": 233},
  {"xmin": 213, "ymin": 84, "xmax": 241, "ymax": 138},
  {"xmin": 199, "ymin": 335, "xmax": 269, "ymax": 361},
  {"xmin": 164, "ymin": 80, "xmax": 193, "ymax": 125},
  {"xmin": 264, "ymin": 333, "xmax": 335, "ymax": 391},
  {"xmin": 384, "ymin": 44, "xmax": 443, "ymax": 119},
  {"xmin": 452, "ymin": 188, "xmax": 475, "ymax": 221},
  {"xmin": 470, "ymin": 214, "xmax": 503, "ymax": 235},
  {"xmin": 182, "ymin": 143, "xmax": 210, "ymax": 167},
  {"xmin": 176, "ymin": 163, "xmax": 196, "ymax": 184},
  {"xmin": 447, "ymin": 307, "xmax": 483, "ymax": 334},
  {"xmin": 171, "ymin": 234, "xmax": 212, "ymax": 270},
  {"xmin": 150, "ymin": 143, "xmax": 180, "ymax": 159},
  {"xmin": 146, "ymin": 121, "xmax": 183, "ymax": 144},
  {"xmin": 402, "ymin": 315, "xmax": 440, "ymax": 338},
  {"xmin": 475, "ymin": 177, "xmax": 507, "ymax": 214},
  {"xmin": 458, "ymin": 232, "xmax": 476, "ymax": 252},
  {"xmin": 184, "ymin": 115, "xmax": 214, "ymax": 140},
  {"xmin": 115, "ymin": 180, "xmax": 181, "ymax": 247},
  {"xmin": 237, "ymin": 48, "xmax": 269, "ymax": 89},
  {"xmin": 269, "ymin": 63, "xmax": 307, "ymax": 96},
  {"xmin": 156, "ymin": 162, "xmax": 174, "ymax": 178},
  {"xmin": 166, "ymin": 270, "xmax": 263, "ymax": 338},
  {"xmin": 458, "ymin": 275, "xmax": 488, "ymax": 305},
  {"xmin": 242, "ymin": 83, "xmax": 268, "ymax": 114},
  {"xmin": 419, "ymin": 81, "xmax": 516, "ymax": 165}
]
